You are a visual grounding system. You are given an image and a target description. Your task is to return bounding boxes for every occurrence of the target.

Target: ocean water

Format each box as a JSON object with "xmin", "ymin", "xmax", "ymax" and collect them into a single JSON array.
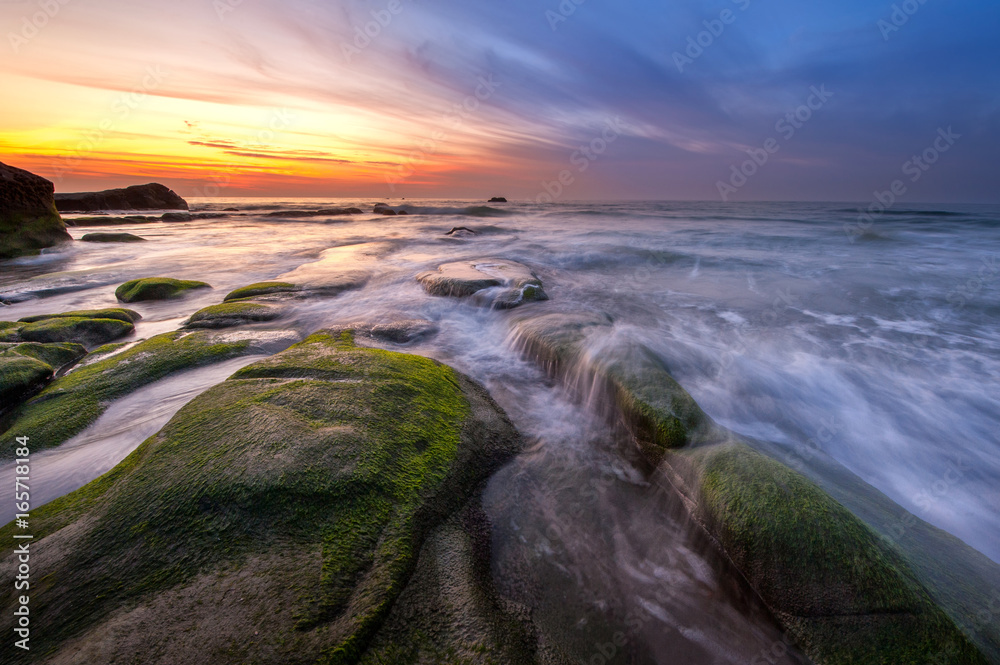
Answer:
[{"xmin": 2, "ymin": 198, "xmax": 998, "ymax": 661}]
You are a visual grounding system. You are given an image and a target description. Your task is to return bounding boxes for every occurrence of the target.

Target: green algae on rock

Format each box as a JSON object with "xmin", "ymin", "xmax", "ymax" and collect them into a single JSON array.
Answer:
[
  {"xmin": 19, "ymin": 307, "xmax": 142, "ymax": 324},
  {"xmin": 0, "ymin": 331, "xmax": 528, "ymax": 664},
  {"xmin": 184, "ymin": 301, "xmax": 284, "ymax": 329},
  {"xmin": 511, "ymin": 311, "xmax": 712, "ymax": 456},
  {"xmin": 0, "ymin": 329, "xmax": 271, "ymax": 459},
  {"xmin": 223, "ymin": 281, "xmax": 300, "ymax": 302},
  {"xmin": 115, "ymin": 277, "xmax": 211, "ymax": 302},
  {"xmin": 17, "ymin": 316, "xmax": 134, "ymax": 346}
]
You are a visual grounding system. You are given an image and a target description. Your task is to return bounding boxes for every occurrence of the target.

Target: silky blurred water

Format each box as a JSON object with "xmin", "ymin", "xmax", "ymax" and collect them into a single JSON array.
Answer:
[{"xmin": 2, "ymin": 198, "xmax": 998, "ymax": 661}]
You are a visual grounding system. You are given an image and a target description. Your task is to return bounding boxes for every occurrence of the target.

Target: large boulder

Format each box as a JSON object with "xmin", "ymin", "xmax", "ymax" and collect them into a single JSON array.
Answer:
[
  {"xmin": 0, "ymin": 331, "xmax": 535, "ymax": 664},
  {"xmin": 0, "ymin": 162, "xmax": 72, "ymax": 259},
  {"xmin": 55, "ymin": 183, "xmax": 188, "ymax": 212}
]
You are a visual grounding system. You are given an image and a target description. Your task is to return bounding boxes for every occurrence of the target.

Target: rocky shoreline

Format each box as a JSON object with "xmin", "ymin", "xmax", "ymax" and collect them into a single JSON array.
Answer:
[{"xmin": 1, "ymin": 163, "xmax": 997, "ymax": 664}]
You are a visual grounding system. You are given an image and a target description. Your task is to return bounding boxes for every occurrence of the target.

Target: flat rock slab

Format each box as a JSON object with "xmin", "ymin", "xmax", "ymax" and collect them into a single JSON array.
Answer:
[
  {"xmin": 184, "ymin": 302, "xmax": 284, "ymax": 329},
  {"xmin": 417, "ymin": 259, "xmax": 548, "ymax": 309},
  {"xmin": 277, "ymin": 242, "xmax": 396, "ymax": 295},
  {"xmin": 223, "ymin": 282, "xmax": 300, "ymax": 302},
  {"xmin": 336, "ymin": 319, "xmax": 440, "ymax": 345}
]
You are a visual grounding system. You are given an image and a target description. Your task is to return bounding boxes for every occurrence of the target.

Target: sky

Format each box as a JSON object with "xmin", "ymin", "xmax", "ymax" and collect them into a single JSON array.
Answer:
[{"xmin": 1, "ymin": 0, "xmax": 998, "ymax": 201}]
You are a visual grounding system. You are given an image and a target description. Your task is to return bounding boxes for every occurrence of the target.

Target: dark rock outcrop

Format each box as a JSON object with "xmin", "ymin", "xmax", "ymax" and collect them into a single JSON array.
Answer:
[
  {"xmin": 80, "ymin": 232, "xmax": 146, "ymax": 243},
  {"xmin": 0, "ymin": 162, "xmax": 72, "ymax": 259},
  {"xmin": 489, "ymin": 197, "xmax": 508, "ymax": 203},
  {"xmin": 55, "ymin": 183, "xmax": 188, "ymax": 212}
]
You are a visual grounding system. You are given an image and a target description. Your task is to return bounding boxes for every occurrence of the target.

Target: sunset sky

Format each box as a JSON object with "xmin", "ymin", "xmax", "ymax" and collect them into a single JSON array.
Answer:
[{"xmin": 2, "ymin": 0, "xmax": 998, "ymax": 201}]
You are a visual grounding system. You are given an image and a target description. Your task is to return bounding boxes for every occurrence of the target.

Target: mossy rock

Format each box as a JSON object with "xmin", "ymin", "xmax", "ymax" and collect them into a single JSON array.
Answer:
[
  {"xmin": 0, "ymin": 354, "xmax": 52, "ymax": 410},
  {"xmin": 671, "ymin": 442, "xmax": 987, "ymax": 664},
  {"xmin": 0, "ymin": 329, "xmax": 263, "ymax": 459},
  {"xmin": 0, "ymin": 321, "xmax": 24, "ymax": 342},
  {"xmin": 511, "ymin": 311, "xmax": 711, "ymax": 456},
  {"xmin": 510, "ymin": 309, "xmax": 987, "ymax": 665},
  {"xmin": 184, "ymin": 302, "xmax": 283, "ymax": 329},
  {"xmin": 0, "ymin": 342, "xmax": 85, "ymax": 411},
  {"xmin": 223, "ymin": 281, "xmax": 300, "ymax": 302},
  {"xmin": 17, "ymin": 316, "xmax": 134, "ymax": 347},
  {"xmin": 80, "ymin": 232, "xmax": 146, "ymax": 243},
  {"xmin": 0, "ymin": 331, "xmax": 525, "ymax": 664},
  {"xmin": 19, "ymin": 307, "xmax": 142, "ymax": 324},
  {"xmin": 0, "ymin": 341, "xmax": 86, "ymax": 368},
  {"xmin": 115, "ymin": 277, "xmax": 211, "ymax": 302}
]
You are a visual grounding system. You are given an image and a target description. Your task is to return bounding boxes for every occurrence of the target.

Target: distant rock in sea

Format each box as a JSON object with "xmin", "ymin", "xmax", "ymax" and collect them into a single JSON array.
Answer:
[
  {"xmin": 488, "ymin": 196, "xmax": 508, "ymax": 203},
  {"xmin": 80, "ymin": 232, "xmax": 146, "ymax": 243},
  {"xmin": 0, "ymin": 161, "xmax": 72, "ymax": 259},
  {"xmin": 55, "ymin": 183, "xmax": 188, "ymax": 212}
]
